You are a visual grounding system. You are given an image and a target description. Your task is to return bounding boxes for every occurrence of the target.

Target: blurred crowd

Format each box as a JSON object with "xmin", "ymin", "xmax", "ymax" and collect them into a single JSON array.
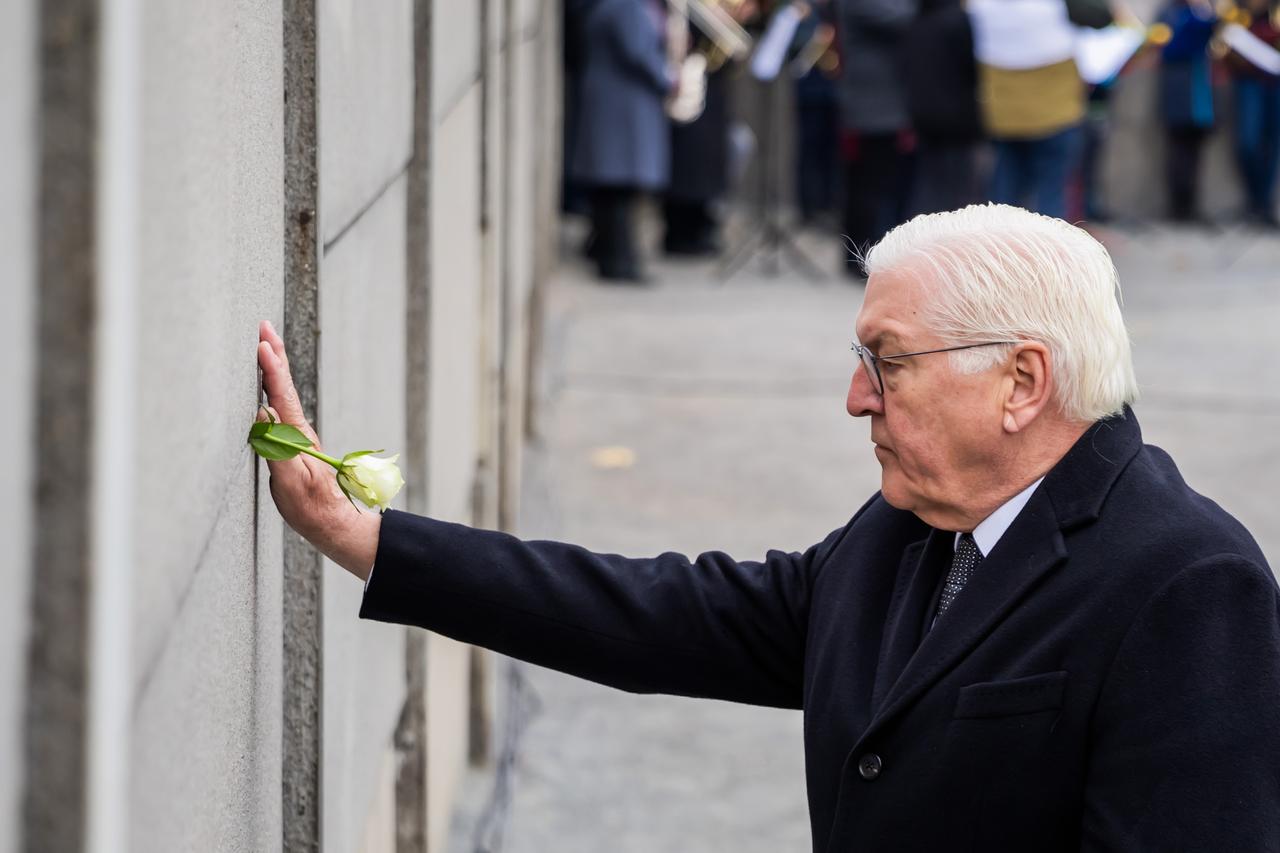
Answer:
[{"xmin": 562, "ymin": 0, "xmax": 1280, "ymax": 283}]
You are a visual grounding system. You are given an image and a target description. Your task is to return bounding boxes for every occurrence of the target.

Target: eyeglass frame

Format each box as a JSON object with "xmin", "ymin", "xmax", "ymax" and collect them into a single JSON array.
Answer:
[{"xmin": 850, "ymin": 340, "xmax": 1022, "ymax": 396}]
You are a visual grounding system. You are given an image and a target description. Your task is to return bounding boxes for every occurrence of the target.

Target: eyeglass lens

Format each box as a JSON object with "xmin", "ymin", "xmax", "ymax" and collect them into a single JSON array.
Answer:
[{"xmin": 857, "ymin": 347, "xmax": 882, "ymax": 395}]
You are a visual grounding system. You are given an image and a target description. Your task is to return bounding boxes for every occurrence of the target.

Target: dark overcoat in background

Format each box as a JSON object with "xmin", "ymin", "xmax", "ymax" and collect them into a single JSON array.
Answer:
[
  {"xmin": 361, "ymin": 410, "xmax": 1280, "ymax": 851},
  {"xmin": 835, "ymin": 0, "xmax": 917, "ymax": 133},
  {"xmin": 667, "ymin": 68, "xmax": 730, "ymax": 204},
  {"xmin": 901, "ymin": 0, "xmax": 980, "ymax": 141},
  {"xmin": 569, "ymin": 0, "xmax": 671, "ymax": 190}
]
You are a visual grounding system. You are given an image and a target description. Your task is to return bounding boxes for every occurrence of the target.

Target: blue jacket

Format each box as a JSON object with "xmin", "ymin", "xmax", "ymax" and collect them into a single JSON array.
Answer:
[
  {"xmin": 362, "ymin": 410, "xmax": 1280, "ymax": 851},
  {"xmin": 569, "ymin": 0, "xmax": 671, "ymax": 189},
  {"xmin": 1159, "ymin": 2, "xmax": 1217, "ymax": 127}
]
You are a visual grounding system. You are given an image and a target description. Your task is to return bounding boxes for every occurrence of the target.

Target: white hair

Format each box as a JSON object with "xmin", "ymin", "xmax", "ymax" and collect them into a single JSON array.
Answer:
[{"xmin": 862, "ymin": 204, "xmax": 1138, "ymax": 422}]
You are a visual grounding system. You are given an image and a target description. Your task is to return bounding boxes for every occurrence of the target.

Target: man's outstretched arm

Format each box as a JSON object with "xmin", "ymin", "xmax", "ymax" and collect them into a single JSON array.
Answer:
[
  {"xmin": 361, "ymin": 509, "xmax": 849, "ymax": 707},
  {"xmin": 258, "ymin": 319, "xmax": 852, "ymax": 706}
]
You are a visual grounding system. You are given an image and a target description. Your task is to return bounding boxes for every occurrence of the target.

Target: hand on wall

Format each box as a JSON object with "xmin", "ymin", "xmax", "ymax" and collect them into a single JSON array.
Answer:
[{"xmin": 256, "ymin": 320, "xmax": 381, "ymax": 580}]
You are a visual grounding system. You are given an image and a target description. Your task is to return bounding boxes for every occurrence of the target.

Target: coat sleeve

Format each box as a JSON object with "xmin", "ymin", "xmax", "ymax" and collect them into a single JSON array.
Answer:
[
  {"xmin": 605, "ymin": 1, "xmax": 672, "ymax": 96},
  {"xmin": 1080, "ymin": 555, "xmax": 1280, "ymax": 851},
  {"xmin": 359, "ymin": 509, "xmax": 855, "ymax": 708}
]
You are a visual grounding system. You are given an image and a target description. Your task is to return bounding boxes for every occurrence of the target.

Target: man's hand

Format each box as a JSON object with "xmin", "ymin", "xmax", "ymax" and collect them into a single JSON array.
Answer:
[{"xmin": 257, "ymin": 320, "xmax": 381, "ymax": 581}]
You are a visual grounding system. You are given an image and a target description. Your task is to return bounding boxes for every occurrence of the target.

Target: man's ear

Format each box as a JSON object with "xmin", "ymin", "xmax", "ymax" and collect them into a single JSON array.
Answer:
[{"xmin": 1001, "ymin": 343, "xmax": 1052, "ymax": 434}]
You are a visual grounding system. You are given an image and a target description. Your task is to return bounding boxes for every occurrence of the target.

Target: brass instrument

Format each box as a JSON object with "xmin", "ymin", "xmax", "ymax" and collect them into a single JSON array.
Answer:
[{"xmin": 666, "ymin": 0, "xmax": 755, "ymax": 124}]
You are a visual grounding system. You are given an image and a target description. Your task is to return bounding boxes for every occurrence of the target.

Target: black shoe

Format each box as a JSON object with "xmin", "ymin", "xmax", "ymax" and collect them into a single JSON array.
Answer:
[
  {"xmin": 598, "ymin": 265, "xmax": 651, "ymax": 285},
  {"xmin": 664, "ymin": 237, "xmax": 721, "ymax": 257},
  {"xmin": 1247, "ymin": 209, "xmax": 1280, "ymax": 230}
]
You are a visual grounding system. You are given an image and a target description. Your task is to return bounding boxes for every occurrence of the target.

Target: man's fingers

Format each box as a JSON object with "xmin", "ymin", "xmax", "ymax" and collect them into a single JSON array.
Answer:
[
  {"xmin": 257, "ymin": 334, "xmax": 321, "ymax": 447},
  {"xmin": 260, "ymin": 319, "xmax": 290, "ymax": 369}
]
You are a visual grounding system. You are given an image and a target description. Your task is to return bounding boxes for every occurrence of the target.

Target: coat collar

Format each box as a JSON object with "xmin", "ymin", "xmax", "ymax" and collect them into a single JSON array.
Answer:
[{"xmin": 861, "ymin": 408, "xmax": 1144, "ymax": 737}]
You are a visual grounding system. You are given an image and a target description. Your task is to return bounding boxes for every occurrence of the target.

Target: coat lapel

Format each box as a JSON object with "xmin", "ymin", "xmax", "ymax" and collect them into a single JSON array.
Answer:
[
  {"xmin": 870, "ymin": 532, "xmax": 947, "ymax": 712},
  {"xmin": 859, "ymin": 408, "xmax": 1145, "ymax": 739},
  {"xmin": 868, "ymin": 490, "xmax": 1068, "ymax": 732}
]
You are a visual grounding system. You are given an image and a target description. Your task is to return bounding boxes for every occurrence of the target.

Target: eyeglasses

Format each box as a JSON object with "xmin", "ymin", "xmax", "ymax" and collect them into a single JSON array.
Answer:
[{"xmin": 850, "ymin": 340, "xmax": 1021, "ymax": 395}]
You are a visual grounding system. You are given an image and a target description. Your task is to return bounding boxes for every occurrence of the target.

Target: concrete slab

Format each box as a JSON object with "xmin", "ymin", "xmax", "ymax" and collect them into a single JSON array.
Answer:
[
  {"xmin": 427, "ymin": 87, "xmax": 485, "ymax": 523},
  {"xmin": 319, "ymin": 175, "xmax": 411, "ymax": 853},
  {"xmin": 319, "ymin": 0, "xmax": 414, "ymax": 245},
  {"xmin": 129, "ymin": 0, "xmax": 283, "ymax": 690},
  {"xmin": 0, "ymin": 1, "xmax": 35, "ymax": 850},
  {"xmin": 129, "ymin": 464, "xmax": 280, "ymax": 853},
  {"xmin": 431, "ymin": 0, "xmax": 481, "ymax": 126}
]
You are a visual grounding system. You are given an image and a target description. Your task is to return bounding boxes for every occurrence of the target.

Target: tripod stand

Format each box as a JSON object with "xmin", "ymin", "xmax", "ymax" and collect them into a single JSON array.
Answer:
[{"xmin": 720, "ymin": 70, "xmax": 826, "ymax": 282}]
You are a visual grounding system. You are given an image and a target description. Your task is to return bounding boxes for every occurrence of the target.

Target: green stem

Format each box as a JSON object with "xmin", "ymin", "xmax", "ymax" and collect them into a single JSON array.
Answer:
[{"xmin": 261, "ymin": 432, "xmax": 343, "ymax": 469}]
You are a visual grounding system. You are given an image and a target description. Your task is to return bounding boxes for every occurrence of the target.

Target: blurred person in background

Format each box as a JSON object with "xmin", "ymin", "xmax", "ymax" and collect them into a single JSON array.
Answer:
[
  {"xmin": 1156, "ymin": 0, "xmax": 1218, "ymax": 224},
  {"xmin": 794, "ymin": 0, "xmax": 842, "ymax": 226},
  {"xmin": 902, "ymin": 0, "xmax": 983, "ymax": 216},
  {"xmin": 836, "ymin": 0, "xmax": 917, "ymax": 281},
  {"xmin": 1078, "ymin": 81, "xmax": 1117, "ymax": 222},
  {"xmin": 968, "ymin": 0, "xmax": 1113, "ymax": 219},
  {"xmin": 1226, "ymin": 0, "xmax": 1280, "ymax": 228},
  {"xmin": 562, "ymin": 0, "xmax": 597, "ymax": 217},
  {"xmin": 663, "ymin": 1, "xmax": 758, "ymax": 256},
  {"xmin": 572, "ymin": 0, "xmax": 675, "ymax": 282}
]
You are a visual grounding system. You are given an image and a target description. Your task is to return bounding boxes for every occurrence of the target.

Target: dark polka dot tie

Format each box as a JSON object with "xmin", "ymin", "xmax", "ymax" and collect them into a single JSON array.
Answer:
[{"xmin": 937, "ymin": 533, "xmax": 983, "ymax": 618}]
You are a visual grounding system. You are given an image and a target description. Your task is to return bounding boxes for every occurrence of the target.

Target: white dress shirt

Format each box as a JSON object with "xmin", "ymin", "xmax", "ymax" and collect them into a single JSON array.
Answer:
[
  {"xmin": 931, "ymin": 477, "xmax": 1046, "ymax": 631},
  {"xmin": 956, "ymin": 476, "xmax": 1045, "ymax": 558}
]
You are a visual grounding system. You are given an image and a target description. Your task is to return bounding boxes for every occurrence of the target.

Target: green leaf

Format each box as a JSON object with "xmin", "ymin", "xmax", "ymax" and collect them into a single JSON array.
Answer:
[
  {"xmin": 249, "ymin": 436, "xmax": 303, "ymax": 461},
  {"xmin": 341, "ymin": 449, "xmax": 384, "ymax": 465},
  {"xmin": 248, "ymin": 421, "xmax": 271, "ymax": 441},
  {"xmin": 267, "ymin": 422, "xmax": 313, "ymax": 448}
]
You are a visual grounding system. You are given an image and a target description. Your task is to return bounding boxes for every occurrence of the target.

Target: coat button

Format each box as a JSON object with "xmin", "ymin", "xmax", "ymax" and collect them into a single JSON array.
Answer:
[{"xmin": 857, "ymin": 753, "xmax": 882, "ymax": 781}]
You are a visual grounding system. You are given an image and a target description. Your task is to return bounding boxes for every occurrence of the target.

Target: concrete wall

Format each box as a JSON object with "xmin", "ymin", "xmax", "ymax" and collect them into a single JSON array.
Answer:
[
  {"xmin": 5, "ymin": 0, "xmax": 558, "ymax": 849},
  {"xmin": 317, "ymin": 0, "xmax": 414, "ymax": 848},
  {"xmin": 0, "ymin": 1, "xmax": 35, "ymax": 852},
  {"xmin": 425, "ymin": 2, "xmax": 487, "ymax": 849},
  {"xmin": 126, "ymin": 2, "xmax": 285, "ymax": 850}
]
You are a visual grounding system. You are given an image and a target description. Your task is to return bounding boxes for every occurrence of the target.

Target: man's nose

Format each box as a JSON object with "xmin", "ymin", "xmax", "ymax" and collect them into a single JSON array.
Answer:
[{"xmin": 846, "ymin": 363, "xmax": 883, "ymax": 418}]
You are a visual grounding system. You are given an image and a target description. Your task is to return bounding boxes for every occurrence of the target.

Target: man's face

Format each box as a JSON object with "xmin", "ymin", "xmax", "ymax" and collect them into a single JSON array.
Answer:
[{"xmin": 848, "ymin": 267, "xmax": 1008, "ymax": 527}]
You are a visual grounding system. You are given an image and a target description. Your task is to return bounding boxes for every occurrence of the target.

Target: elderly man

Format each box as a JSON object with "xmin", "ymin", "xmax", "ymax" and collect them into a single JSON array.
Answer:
[{"xmin": 258, "ymin": 205, "xmax": 1280, "ymax": 851}]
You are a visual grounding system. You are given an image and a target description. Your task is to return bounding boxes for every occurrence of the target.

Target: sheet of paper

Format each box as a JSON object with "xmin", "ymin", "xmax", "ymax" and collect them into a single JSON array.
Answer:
[
  {"xmin": 750, "ymin": 5, "xmax": 802, "ymax": 82},
  {"xmin": 1221, "ymin": 22, "xmax": 1280, "ymax": 76},
  {"xmin": 1075, "ymin": 26, "xmax": 1146, "ymax": 85}
]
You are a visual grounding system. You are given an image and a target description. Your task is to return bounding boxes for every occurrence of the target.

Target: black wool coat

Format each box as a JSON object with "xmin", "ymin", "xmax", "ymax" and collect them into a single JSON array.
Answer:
[{"xmin": 361, "ymin": 411, "xmax": 1280, "ymax": 851}]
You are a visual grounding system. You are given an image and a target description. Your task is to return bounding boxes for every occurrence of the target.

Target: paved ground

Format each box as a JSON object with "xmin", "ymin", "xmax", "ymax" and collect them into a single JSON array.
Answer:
[{"xmin": 448, "ymin": 216, "xmax": 1280, "ymax": 853}]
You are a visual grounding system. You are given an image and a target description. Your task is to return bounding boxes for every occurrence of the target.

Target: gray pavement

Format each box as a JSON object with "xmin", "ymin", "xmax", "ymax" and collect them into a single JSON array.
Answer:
[{"xmin": 448, "ymin": 217, "xmax": 1280, "ymax": 853}]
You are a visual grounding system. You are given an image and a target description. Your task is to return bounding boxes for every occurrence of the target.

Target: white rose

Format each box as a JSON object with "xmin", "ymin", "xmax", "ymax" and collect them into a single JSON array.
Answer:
[{"xmin": 337, "ymin": 453, "xmax": 405, "ymax": 512}]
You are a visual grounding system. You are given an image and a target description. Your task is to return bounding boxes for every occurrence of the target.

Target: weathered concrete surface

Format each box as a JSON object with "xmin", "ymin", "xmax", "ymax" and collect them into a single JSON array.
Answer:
[
  {"xmin": 319, "ymin": 0, "xmax": 414, "ymax": 246},
  {"xmin": 129, "ymin": 475, "xmax": 281, "ymax": 853},
  {"xmin": 446, "ymin": 219, "xmax": 1280, "ymax": 852},
  {"xmin": 129, "ymin": 0, "xmax": 283, "ymax": 682},
  {"xmin": 425, "ymin": 9, "xmax": 487, "ymax": 841},
  {"xmin": 427, "ymin": 86, "xmax": 485, "ymax": 524},
  {"xmin": 125, "ymin": 2, "xmax": 284, "ymax": 849},
  {"xmin": 0, "ymin": 1, "xmax": 35, "ymax": 850},
  {"xmin": 425, "ymin": 82, "xmax": 485, "ymax": 853},
  {"xmin": 319, "ymin": 178, "xmax": 411, "ymax": 853},
  {"xmin": 431, "ymin": 0, "xmax": 481, "ymax": 127},
  {"xmin": 427, "ymin": 634, "xmax": 473, "ymax": 853}
]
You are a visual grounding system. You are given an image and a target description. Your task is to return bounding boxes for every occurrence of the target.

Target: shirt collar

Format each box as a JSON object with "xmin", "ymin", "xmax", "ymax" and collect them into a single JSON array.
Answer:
[{"xmin": 954, "ymin": 476, "xmax": 1045, "ymax": 557}]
